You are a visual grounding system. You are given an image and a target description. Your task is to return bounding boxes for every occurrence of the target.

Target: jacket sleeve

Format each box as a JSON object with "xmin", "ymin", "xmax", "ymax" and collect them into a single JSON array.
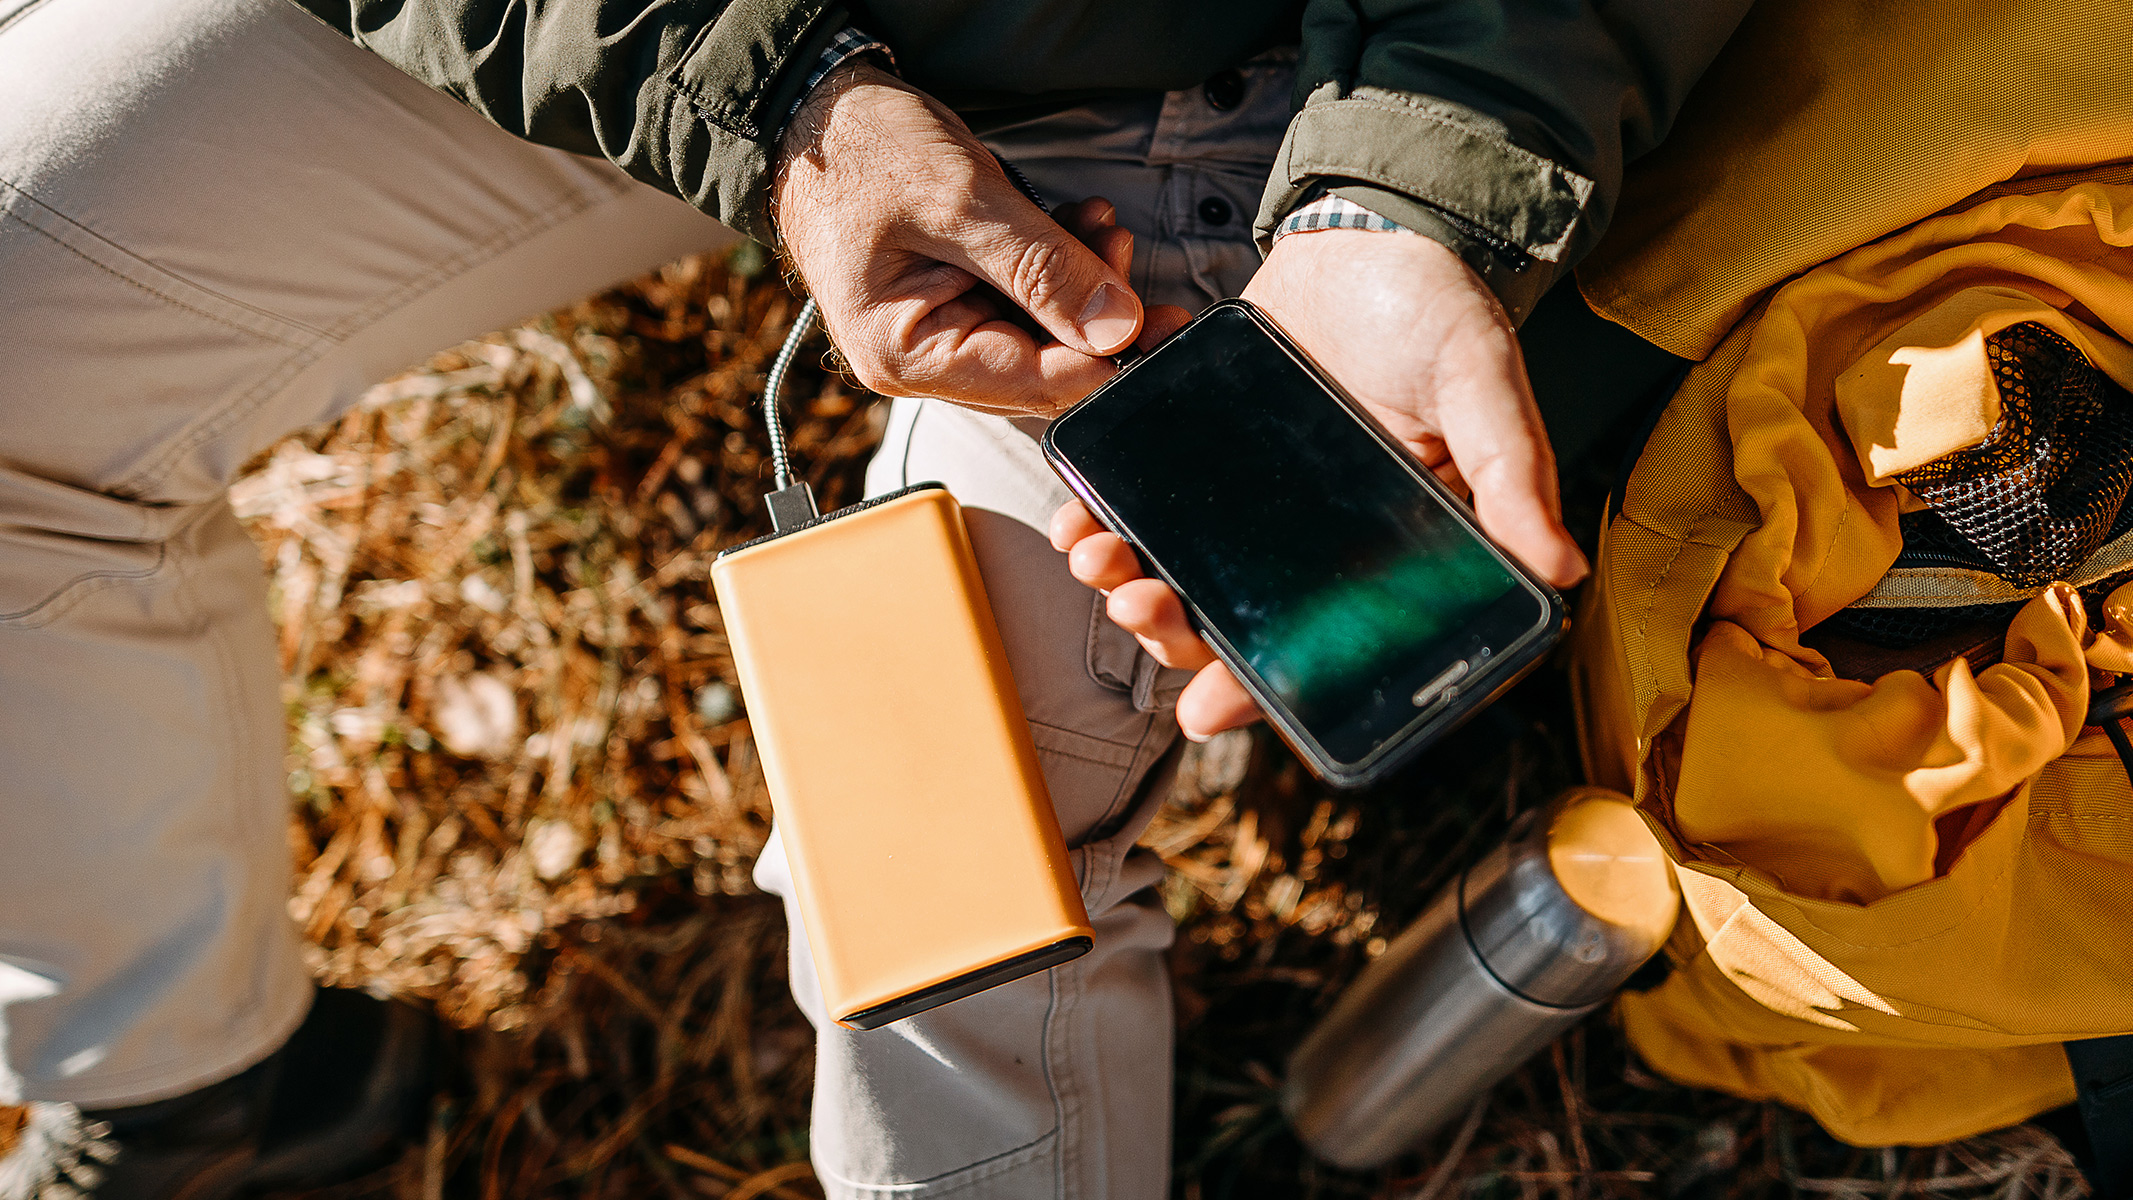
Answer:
[
  {"xmin": 1256, "ymin": 0, "xmax": 1755, "ymax": 323},
  {"xmin": 286, "ymin": 0, "xmax": 847, "ymax": 242}
]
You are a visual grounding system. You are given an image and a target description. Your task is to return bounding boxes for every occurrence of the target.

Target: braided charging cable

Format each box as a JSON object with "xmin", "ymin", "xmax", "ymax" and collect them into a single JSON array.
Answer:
[{"xmin": 763, "ymin": 295, "xmax": 819, "ymax": 493}]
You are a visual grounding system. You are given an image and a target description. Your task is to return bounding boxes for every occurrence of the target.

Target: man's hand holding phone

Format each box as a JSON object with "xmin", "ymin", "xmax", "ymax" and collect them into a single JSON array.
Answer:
[{"xmin": 1049, "ymin": 229, "xmax": 1589, "ymax": 744}]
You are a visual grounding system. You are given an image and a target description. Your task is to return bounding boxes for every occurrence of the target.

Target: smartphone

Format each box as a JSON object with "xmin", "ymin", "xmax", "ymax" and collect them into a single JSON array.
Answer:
[{"xmin": 1042, "ymin": 299, "xmax": 1566, "ymax": 787}]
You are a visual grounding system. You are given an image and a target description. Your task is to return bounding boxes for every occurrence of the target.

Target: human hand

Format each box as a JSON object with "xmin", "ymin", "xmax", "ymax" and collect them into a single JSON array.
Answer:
[
  {"xmin": 1050, "ymin": 229, "xmax": 1588, "ymax": 740},
  {"xmin": 772, "ymin": 60, "xmax": 1165, "ymax": 416}
]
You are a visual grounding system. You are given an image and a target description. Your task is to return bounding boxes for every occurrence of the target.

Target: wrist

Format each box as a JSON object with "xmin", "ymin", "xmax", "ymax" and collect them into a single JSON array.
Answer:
[
  {"xmin": 771, "ymin": 59, "xmax": 901, "ymax": 237},
  {"xmin": 1321, "ymin": 185, "xmax": 1557, "ymax": 326},
  {"xmin": 1263, "ymin": 224, "xmax": 1486, "ymax": 297}
]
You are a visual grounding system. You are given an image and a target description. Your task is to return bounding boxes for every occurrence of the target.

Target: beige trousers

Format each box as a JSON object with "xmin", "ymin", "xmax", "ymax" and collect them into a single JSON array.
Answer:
[
  {"xmin": 0, "ymin": 0, "xmax": 1290, "ymax": 1194},
  {"xmin": 0, "ymin": 0, "xmax": 738, "ymax": 1105}
]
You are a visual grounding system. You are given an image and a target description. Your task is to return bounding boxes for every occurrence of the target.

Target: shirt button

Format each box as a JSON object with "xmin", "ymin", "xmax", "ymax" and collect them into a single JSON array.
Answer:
[
  {"xmin": 1202, "ymin": 69, "xmax": 1246, "ymax": 112},
  {"xmin": 1197, "ymin": 196, "xmax": 1234, "ymax": 227}
]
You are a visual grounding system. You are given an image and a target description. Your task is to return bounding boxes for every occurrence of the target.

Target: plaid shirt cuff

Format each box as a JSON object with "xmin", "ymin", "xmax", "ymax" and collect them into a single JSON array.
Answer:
[
  {"xmin": 785, "ymin": 27, "xmax": 897, "ymax": 125},
  {"xmin": 1273, "ymin": 194, "xmax": 1414, "ymax": 241}
]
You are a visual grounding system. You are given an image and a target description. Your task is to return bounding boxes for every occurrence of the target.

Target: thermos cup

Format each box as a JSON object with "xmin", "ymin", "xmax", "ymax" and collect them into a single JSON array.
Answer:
[{"xmin": 1283, "ymin": 789, "xmax": 1679, "ymax": 1169}]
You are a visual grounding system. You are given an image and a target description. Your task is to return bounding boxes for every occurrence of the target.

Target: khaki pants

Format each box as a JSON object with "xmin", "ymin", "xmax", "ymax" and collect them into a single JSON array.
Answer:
[
  {"xmin": 0, "ymin": 0, "xmax": 741, "ymax": 1107},
  {"xmin": 0, "ymin": 0, "xmax": 1286, "ymax": 1193}
]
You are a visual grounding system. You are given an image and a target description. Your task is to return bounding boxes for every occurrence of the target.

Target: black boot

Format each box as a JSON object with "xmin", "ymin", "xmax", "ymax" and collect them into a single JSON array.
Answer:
[{"xmin": 67, "ymin": 988, "xmax": 433, "ymax": 1200}]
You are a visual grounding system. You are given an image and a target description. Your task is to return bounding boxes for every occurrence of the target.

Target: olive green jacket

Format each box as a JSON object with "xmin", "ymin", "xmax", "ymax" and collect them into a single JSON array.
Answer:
[{"xmin": 289, "ymin": 0, "xmax": 1751, "ymax": 318}]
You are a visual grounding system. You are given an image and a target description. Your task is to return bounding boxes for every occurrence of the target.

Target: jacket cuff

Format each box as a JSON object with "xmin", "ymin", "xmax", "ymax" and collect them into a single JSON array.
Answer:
[
  {"xmin": 666, "ymin": 0, "xmax": 847, "ymax": 243},
  {"xmin": 780, "ymin": 27, "xmax": 898, "ymax": 131},
  {"xmin": 1330, "ymin": 184, "xmax": 1564, "ymax": 326},
  {"xmin": 1254, "ymin": 82, "xmax": 1592, "ymax": 325}
]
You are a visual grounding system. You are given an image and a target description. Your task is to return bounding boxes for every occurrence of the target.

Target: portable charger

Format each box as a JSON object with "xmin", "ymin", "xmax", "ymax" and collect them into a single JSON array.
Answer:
[{"xmin": 711, "ymin": 480, "xmax": 1092, "ymax": 1028}]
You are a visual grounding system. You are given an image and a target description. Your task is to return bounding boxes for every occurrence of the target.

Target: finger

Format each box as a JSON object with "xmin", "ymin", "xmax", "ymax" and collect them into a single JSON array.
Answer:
[
  {"xmin": 1090, "ymin": 226, "xmax": 1134, "ymax": 280},
  {"xmin": 1137, "ymin": 304, "xmax": 1193, "ymax": 352},
  {"xmin": 1066, "ymin": 531, "xmax": 1146, "ymax": 592},
  {"xmin": 1057, "ymin": 197, "xmax": 1117, "ymax": 243},
  {"xmin": 1433, "ymin": 342, "xmax": 1590, "ymax": 589},
  {"xmin": 1175, "ymin": 663, "xmax": 1262, "ymax": 742},
  {"xmin": 1056, "ymin": 199, "xmax": 1136, "ymax": 281},
  {"xmin": 951, "ymin": 178, "xmax": 1144, "ymax": 356},
  {"xmin": 1055, "ymin": 197, "xmax": 1116, "ymax": 239},
  {"xmin": 1390, "ymin": 427, "xmax": 1471, "ymax": 496},
  {"xmin": 1048, "ymin": 500, "xmax": 1104, "ymax": 552},
  {"xmin": 887, "ymin": 295, "xmax": 1121, "ymax": 413},
  {"xmin": 1107, "ymin": 579, "xmax": 1216, "ymax": 670},
  {"xmin": 1430, "ymin": 457, "xmax": 1469, "ymax": 499}
]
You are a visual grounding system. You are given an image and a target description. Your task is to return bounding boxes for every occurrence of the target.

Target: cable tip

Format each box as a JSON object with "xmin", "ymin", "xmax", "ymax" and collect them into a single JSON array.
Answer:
[{"xmin": 765, "ymin": 481, "xmax": 820, "ymax": 532}]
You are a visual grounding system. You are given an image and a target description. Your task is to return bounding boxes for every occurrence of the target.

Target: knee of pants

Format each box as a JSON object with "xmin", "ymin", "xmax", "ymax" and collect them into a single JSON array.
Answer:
[
  {"xmin": 1, "ymin": 0, "xmax": 733, "ymax": 514},
  {"xmin": 755, "ymin": 818, "xmax": 1176, "ymax": 1198},
  {"xmin": 0, "ymin": 496, "xmax": 310, "ymax": 1104}
]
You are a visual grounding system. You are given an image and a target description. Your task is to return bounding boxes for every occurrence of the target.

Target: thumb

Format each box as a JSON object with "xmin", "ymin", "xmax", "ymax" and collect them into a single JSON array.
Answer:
[
  {"xmin": 952, "ymin": 185, "xmax": 1144, "ymax": 356},
  {"xmin": 1444, "ymin": 402, "xmax": 1590, "ymax": 591}
]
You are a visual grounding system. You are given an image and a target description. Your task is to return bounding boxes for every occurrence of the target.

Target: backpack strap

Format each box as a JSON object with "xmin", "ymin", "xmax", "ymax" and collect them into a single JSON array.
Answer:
[{"xmin": 2065, "ymin": 1035, "xmax": 2133, "ymax": 1198}]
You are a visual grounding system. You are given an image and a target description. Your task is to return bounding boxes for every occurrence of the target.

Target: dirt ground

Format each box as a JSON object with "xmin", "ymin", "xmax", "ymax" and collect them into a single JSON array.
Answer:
[{"xmin": 197, "ymin": 247, "xmax": 2087, "ymax": 1198}]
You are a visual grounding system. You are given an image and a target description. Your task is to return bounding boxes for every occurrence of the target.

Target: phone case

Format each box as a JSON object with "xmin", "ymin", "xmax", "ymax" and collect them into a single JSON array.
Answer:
[
  {"xmin": 711, "ymin": 483, "xmax": 1092, "ymax": 1028},
  {"xmin": 1043, "ymin": 299, "xmax": 1566, "ymax": 789}
]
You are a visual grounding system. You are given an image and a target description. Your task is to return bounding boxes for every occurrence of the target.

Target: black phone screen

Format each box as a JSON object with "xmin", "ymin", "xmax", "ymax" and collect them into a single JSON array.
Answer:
[{"xmin": 1052, "ymin": 304, "xmax": 1548, "ymax": 766}]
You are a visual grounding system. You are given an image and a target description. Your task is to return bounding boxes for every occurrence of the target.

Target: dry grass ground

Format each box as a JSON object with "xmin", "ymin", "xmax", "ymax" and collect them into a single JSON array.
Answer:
[{"xmin": 16, "ymin": 248, "xmax": 2076, "ymax": 1198}]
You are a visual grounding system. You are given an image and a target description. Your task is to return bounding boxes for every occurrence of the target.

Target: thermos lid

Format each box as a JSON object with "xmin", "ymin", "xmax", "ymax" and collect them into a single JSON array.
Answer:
[
  {"xmin": 1546, "ymin": 796, "xmax": 1679, "ymax": 950},
  {"xmin": 1462, "ymin": 789, "xmax": 1678, "ymax": 1009}
]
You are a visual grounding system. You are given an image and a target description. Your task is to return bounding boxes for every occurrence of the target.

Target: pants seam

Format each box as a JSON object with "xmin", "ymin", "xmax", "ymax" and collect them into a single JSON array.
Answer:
[
  {"xmin": 1112, "ymin": 714, "xmax": 1162, "ymax": 829},
  {"xmin": 814, "ymin": 1083, "xmax": 1063, "ymax": 1192},
  {"xmin": 314, "ymin": 172, "xmax": 635, "ymax": 344},
  {"xmin": 1027, "ymin": 717, "xmax": 1139, "ymax": 759},
  {"xmin": 117, "ymin": 342, "xmax": 327, "ymax": 499},
  {"xmin": 807, "ymin": 892, "xmax": 1071, "ymax": 1193},
  {"xmin": 1036, "ymin": 743, "xmax": 1138, "ymax": 771},
  {"xmin": 179, "ymin": 509, "xmax": 268, "ymax": 851},
  {"xmin": 1045, "ymin": 967, "xmax": 1075, "ymax": 1200},
  {"xmin": 0, "ymin": 543, "xmax": 170, "ymax": 626},
  {"xmin": 0, "ymin": 190, "xmax": 317, "ymax": 346},
  {"xmin": 1050, "ymin": 942, "xmax": 1079, "ymax": 1200},
  {"xmin": 0, "ymin": 0, "xmax": 55, "ymax": 36},
  {"xmin": 114, "ymin": 173, "xmax": 637, "ymax": 497},
  {"xmin": 815, "ymin": 1131, "xmax": 1059, "ymax": 1194},
  {"xmin": 900, "ymin": 401, "xmax": 925, "ymax": 488},
  {"xmin": 163, "ymin": 512, "xmax": 275, "ymax": 1033},
  {"xmin": 1074, "ymin": 711, "xmax": 1166, "ymax": 851}
]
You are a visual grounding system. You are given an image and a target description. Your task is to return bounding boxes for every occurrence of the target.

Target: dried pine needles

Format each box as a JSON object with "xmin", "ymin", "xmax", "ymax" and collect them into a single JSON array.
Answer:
[{"xmin": 247, "ymin": 250, "xmax": 863, "ymax": 1198}]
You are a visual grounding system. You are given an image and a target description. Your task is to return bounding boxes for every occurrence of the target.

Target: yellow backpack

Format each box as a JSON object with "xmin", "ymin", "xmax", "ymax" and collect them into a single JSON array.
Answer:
[{"xmin": 1569, "ymin": 0, "xmax": 2133, "ymax": 1147}]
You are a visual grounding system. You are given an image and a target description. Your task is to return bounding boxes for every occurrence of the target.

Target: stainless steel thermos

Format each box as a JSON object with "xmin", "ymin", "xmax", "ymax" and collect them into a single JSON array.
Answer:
[{"xmin": 1283, "ymin": 789, "xmax": 1679, "ymax": 1169}]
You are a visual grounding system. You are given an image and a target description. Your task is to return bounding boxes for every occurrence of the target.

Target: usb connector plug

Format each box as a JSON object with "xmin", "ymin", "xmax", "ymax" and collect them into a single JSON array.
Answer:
[{"xmin": 766, "ymin": 480, "xmax": 820, "ymax": 532}]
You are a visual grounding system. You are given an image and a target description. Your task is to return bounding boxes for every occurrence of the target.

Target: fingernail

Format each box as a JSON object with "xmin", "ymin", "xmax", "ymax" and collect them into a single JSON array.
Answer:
[
  {"xmin": 1181, "ymin": 725, "xmax": 1211, "ymax": 744},
  {"xmin": 1077, "ymin": 284, "xmax": 1139, "ymax": 354}
]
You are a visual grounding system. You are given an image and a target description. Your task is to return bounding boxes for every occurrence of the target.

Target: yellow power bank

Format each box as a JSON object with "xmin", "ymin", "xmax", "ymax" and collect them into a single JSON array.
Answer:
[{"xmin": 711, "ymin": 483, "xmax": 1093, "ymax": 1028}]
